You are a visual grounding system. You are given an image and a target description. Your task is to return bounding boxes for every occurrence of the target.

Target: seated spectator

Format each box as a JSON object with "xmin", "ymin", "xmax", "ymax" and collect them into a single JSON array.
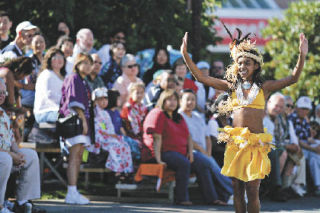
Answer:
[
  {"xmin": 97, "ymin": 30, "xmax": 126, "ymax": 66},
  {"xmin": 263, "ymin": 93, "xmax": 301, "ymax": 201},
  {"xmin": 106, "ymin": 89, "xmax": 126, "ymax": 136},
  {"xmin": 59, "ymin": 53, "xmax": 93, "ymax": 205},
  {"xmin": 172, "ymin": 58, "xmax": 197, "ymax": 93},
  {"xmin": 284, "ymin": 95, "xmax": 295, "ymax": 116},
  {"xmin": 56, "ymin": 35, "xmax": 74, "ymax": 58},
  {"xmin": 142, "ymin": 47, "xmax": 171, "ymax": 87},
  {"xmin": 311, "ymin": 104, "xmax": 320, "ymax": 125},
  {"xmin": 100, "ymin": 42, "xmax": 126, "ymax": 89},
  {"xmin": 304, "ymin": 121, "xmax": 320, "ymax": 196},
  {"xmin": 121, "ymin": 82, "xmax": 147, "ymax": 142},
  {"xmin": 113, "ymin": 54, "xmax": 143, "ymax": 106},
  {"xmin": 85, "ymin": 53, "xmax": 104, "ymax": 91},
  {"xmin": 209, "ymin": 60, "xmax": 225, "ymax": 79},
  {"xmin": 0, "ymin": 79, "xmax": 45, "ymax": 213},
  {"xmin": 142, "ymin": 89, "xmax": 227, "ymax": 205},
  {"xmin": 195, "ymin": 61, "xmax": 215, "ymax": 113},
  {"xmin": 143, "ymin": 70, "xmax": 176, "ymax": 111},
  {"xmin": 33, "ymin": 47, "xmax": 66, "ymax": 124},
  {"xmin": 178, "ymin": 89, "xmax": 232, "ymax": 202},
  {"xmin": 87, "ymin": 87, "xmax": 133, "ymax": 181},
  {"xmin": 145, "ymin": 69, "xmax": 163, "ymax": 93},
  {"xmin": 57, "ymin": 21, "xmax": 70, "ymax": 37}
]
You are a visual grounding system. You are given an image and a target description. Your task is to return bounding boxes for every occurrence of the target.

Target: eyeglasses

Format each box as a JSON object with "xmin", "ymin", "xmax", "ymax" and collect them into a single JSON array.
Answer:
[
  {"xmin": 126, "ymin": 64, "xmax": 138, "ymax": 69},
  {"xmin": 93, "ymin": 61, "xmax": 102, "ymax": 65},
  {"xmin": 23, "ymin": 33, "xmax": 35, "ymax": 38},
  {"xmin": 286, "ymin": 104, "xmax": 294, "ymax": 109},
  {"xmin": 0, "ymin": 90, "xmax": 8, "ymax": 96}
]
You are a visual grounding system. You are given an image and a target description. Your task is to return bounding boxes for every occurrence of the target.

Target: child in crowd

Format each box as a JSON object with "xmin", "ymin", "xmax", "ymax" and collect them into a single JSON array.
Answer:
[
  {"xmin": 86, "ymin": 87, "xmax": 133, "ymax": 181},
  {"xmin": 106, "ymin": 90, "xmax": 126, "ymax": 135}
]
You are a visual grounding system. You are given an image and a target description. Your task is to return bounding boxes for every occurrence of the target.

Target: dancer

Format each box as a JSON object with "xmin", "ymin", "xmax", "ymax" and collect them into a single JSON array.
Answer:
[{"xmin": 180, "ymin": 30, "xmax": 308, "ymax": 212}]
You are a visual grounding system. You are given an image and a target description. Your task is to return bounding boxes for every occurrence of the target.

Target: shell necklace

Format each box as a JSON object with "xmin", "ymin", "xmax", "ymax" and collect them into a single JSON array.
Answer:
[{"xmin": 236, "ymin": 82, "xmax": 259, "ymax": 106}]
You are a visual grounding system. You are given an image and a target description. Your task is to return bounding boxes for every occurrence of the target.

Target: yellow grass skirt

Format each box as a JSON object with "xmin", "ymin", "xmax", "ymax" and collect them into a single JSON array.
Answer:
[{"xmin": 218, "ymin": 126, "xmax": 274, "ymax": 182}]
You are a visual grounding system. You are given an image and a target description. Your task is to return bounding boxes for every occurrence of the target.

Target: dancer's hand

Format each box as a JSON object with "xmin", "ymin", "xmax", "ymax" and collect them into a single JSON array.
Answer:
[
  {"xmin": 299, "ymin": 33, "xmax": 308, "ymax": 58},
  {"xmin": 180, "ymin": 32, "xmax": 188, "ymax": 55}
]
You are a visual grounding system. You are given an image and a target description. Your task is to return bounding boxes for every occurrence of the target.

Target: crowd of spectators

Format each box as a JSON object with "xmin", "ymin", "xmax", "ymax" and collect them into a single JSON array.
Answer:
[{"xmin": 0, "ymin": 10, "xmax": 319, "ymax": 212}]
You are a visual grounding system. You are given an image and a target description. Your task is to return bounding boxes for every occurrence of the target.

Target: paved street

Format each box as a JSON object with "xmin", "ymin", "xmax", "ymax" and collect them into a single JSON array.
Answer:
[{"xmin": 35, "ymin": 196, "xmax": 320, "ymax": 213}]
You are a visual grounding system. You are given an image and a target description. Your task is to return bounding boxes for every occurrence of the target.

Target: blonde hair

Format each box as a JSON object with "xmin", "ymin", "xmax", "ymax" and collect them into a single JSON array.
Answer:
[
  {"xmin": 73, "ymin": 52, "xmax": 93, "ymax": 73},
  {"xmin": 128, "ymin": 82, "xmax": 145, "ymax": 94}
]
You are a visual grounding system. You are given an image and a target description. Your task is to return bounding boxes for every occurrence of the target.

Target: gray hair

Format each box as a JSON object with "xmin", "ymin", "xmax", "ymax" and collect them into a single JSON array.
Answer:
[
  {"xmin": 120, "ymin": 54, "xmax": 136, "ymax": 67},
  {"xmin": 76, "ymin": 28, "xmax": 93, "ymax": 40},
  {"xmin": 269, "ymin": 92, "xmax": 285, "ymax": 103}
]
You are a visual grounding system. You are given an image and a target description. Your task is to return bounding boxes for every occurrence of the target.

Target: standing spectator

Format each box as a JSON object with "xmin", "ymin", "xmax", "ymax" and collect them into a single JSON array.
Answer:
[
  {"xmin": 210, "ymin": 60, "xmax": 225, "ymax": 79},
  {"xmin": 0, "ymin": 11, "xmax": 12, "ymax": 50},
  {"xmin": 0, "ymin": 21, "xmax": 37, "ymax": 62},
  {"xmin": 65, "ymin": 28, "xmax": 95, "ymax": 74},
  {"xmin": 178, "ymin": 89, "xmax": 233, "ymax": 202},
  {"xmin": 97, "ymin": 30, "xmax": 126, "ymax": 66},
  {"xmin": 143, "ymin": 70, "xmax": 176, "ymax": 111},
  {"xmin": 86, "ymin": 53, "xmax": 104, "ymax": 91},
  {"xmin": 56, "ymin": 35, "xmax": 74, "ymax": 58},
  {"xmin": 195, "ymin": 61, "xmax": 215, "ymax": 113},
  {"xmin": 172, "ymin": 58, "xmax": 198, "ymax": 93},
  {"xmin": 87, "ymin": 87, "xmax": 133, "ymax": 181},
  {"xmin": 142, "ymin": 47, "xmax": 171, "ymax": 86},
  {"xmin": 33, "ymin": 47, "xmax": 66, "ymax": 124},
  {"xmin": 142, "ymin": 89, "xmax": 226, "ymax": 205},
  {"xmin": 57, "ymin": 21, "xmax": 70, "ymax": 37},
  {"xmin": 0, "ymin": 79, "xmax": 45, "ymax": 213},
  {"xmin": 59, "ymin": 53, "xmax": 93, "ymax": 205},
  {"xmin": 113, "ymin": 54, "xmax": 143, "ymax": 106},
  {"xmin": 100, "ymin": 42, "xmax": 126, "ymax": 89},
  {"xmin": 121, "ymin": 82, "xmax": 147, "ymax": 142}
]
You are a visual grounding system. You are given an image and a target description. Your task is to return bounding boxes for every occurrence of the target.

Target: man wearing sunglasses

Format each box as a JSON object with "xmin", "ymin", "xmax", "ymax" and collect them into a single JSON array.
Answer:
[{"xmin": 0, "ymin": 21, "xmax": 37, "ymax": 63}]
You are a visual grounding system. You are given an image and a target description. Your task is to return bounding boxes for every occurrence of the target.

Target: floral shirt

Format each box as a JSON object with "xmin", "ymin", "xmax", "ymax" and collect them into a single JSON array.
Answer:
[
  {"xmin": 288, "ymin": 111, "xmax": 310, "ymax": 141},
  {"xmin": 0, "ymin": 107, "xmax": 13, "ymax": 151}
]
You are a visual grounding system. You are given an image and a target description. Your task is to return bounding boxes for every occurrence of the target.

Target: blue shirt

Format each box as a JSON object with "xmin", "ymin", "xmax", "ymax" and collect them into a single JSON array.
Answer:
[{"xmin": 107, "ymin": 109, "xmax": 122, "ymax": 135}]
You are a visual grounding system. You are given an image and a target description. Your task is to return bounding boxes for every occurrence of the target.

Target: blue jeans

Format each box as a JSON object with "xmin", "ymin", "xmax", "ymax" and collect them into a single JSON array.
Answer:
[
  {"xmin": 161, "ymin": 151, "xmax": 218, "ymax": 203},
  {"xmin": 200, "ymin": 152, "xmax": 233, "ymax": 200}
]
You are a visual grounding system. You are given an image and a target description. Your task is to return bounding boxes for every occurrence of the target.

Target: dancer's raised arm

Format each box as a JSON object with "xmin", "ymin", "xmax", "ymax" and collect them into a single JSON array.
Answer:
[
  {"xmin": 263, "ymin": 33, "xmax": 308, "ymax": 93},
  {"xmin": 180, "ymin": 32, "xmax": 230, "ymax": 91}
]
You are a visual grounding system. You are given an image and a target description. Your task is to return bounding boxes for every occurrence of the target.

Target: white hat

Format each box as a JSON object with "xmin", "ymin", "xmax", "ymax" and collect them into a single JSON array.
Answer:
[
  {"xmin": 196, "ymin": 61, "xmax": 210, "ymax": 70},
  {"xmin": 92, "ymin": 87, "xmax": 108, "ymax": 101},
  {"xmin": 296, "ymin": 96, "xmax": 312, "ymax": 110},
  {"xmin": 16, "ymin": 21, "xmax": 37, "ymax": 34}
]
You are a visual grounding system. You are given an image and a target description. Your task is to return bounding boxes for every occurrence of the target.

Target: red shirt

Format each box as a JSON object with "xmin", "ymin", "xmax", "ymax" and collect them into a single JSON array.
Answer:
[
  {"xmin": 183, "ymin": 78, "xmax": 198, "ymax": 93},
  {"xmin": 142, "ymin": 108, "xmax": 189, "ymax": 162}
]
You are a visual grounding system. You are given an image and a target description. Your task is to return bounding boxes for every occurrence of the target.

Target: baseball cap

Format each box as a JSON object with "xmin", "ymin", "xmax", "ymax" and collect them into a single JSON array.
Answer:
[
  {"xmin": 196, "ymin": 61, "xmax": 210, "ymax": 70},
  {"xmin": 92, "ymin": 87, "xmax": 108, "ymax": 101},
  {"xmin": 296, "ymin": 96, "xmax": 312, "ymax": 110},
  {"xmin": 16, "ymin": 21, "xmax": 37, "ymax": 34}
]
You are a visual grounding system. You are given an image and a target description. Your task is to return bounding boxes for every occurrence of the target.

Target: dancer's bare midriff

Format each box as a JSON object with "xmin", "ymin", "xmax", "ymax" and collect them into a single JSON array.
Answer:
[{"xmin": 232, "ymin": 107, "xmax": 265, "ymax": 134}]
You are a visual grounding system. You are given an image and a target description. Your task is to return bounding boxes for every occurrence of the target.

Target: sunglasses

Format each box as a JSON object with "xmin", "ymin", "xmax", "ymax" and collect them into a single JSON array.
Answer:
[
  {"xmin": 286, "ymin": 104, "xmax": 294, "ymax": 108},
  {"xmin": 126, "ymin": 64, "xmax": 138, "ymax": 69}
]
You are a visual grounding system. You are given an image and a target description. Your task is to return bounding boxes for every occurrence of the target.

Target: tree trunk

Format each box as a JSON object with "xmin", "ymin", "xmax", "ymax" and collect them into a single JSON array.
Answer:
[{"xmin": 191, "ymin": 0, "xmax": 202, "ymax": 63}]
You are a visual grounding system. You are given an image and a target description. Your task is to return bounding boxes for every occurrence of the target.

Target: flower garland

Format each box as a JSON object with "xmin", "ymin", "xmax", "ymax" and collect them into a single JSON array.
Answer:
[{"xmin": 235, "ymin": 83, "xmax": 259, "ymax": 106}]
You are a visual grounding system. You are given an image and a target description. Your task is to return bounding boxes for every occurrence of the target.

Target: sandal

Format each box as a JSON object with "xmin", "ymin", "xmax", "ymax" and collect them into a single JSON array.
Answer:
[
  {"xmin": 212, "ymin": 200, "xmax": 228, "ymax": 206},
  {"xmin": 175, "ymin": 201, "xmax": 193, "ymax": 206}
]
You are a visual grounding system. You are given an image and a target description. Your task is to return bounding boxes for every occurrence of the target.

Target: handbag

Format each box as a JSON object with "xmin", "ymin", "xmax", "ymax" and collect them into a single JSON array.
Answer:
[{"xmin": 56, "ymin": 113, "xmax": 83, "ymax": 138}]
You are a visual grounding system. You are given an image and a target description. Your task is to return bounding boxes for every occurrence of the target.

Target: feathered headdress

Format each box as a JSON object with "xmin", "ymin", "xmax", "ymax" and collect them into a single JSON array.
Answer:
[{"xmin": 222, "ymin": 22, "xmax": 263, "ymax": 65}]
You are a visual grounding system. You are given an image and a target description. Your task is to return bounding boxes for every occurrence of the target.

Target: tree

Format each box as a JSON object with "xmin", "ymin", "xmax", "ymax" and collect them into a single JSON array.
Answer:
[
  {"xmin": 3, "ymin": 0, "xmax": 221, "ymax": 59},
  {"xmin": 262, "ymin": 1, "xmax": 320, "ymax": 103}
]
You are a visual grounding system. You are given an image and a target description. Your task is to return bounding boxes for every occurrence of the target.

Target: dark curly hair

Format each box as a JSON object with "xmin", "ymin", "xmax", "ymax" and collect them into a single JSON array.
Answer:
[
  {"xmin": 41, "ymin": 46, "xmax": 66, "ymax": 77},
  {"xmin": 2, "ymin": 56, "xmax": 33, "ymax": 78}
]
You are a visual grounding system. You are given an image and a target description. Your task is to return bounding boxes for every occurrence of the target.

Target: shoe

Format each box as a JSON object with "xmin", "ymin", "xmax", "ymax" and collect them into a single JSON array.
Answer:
[
  {"xmin": 291, "ymin": 184, "xmax": 306, "ymax": 197},
  {"xmin": 0, "ymin": 207, "xmax": 13, "ymax": 213},
  {"xmin": 227, "ymin": 195, "xmax": 234, "ymax": 205},
  {"xmin": 13, "ymin": 201, "xmax": 46, "ymax": 213},
  {"xmin": 65, "ymin": 191, "xmax": 90, "ymax": 205},
  {"xmin": 175, "ymin": 201, "xmax": 193, "ymax": 206}
]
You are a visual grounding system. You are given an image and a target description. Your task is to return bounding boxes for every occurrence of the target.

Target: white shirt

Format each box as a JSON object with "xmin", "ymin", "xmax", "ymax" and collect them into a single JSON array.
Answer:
[
  {"xmin": 207, "ymin": 117, "xmax": 219, "ymax": 138},
  {"xmin": 263, "ymin": 115, "xmax": 298, "ymax": 145},
  {"xmin": 33, "ymin": 69, "xmax": 63, "ymax": 115},
  {"xmin": 97, "ymin": 44, "xmax": 111, "ymax": 66},
  {"xmin": 0, "ymin": 42, "xmax": 23, "ymax": 63},
  {"xmin": 179, "ymin": 110, "xmax": 209, "ymax": 150},
  {"xmin": 195, "ymin": 81, "xmax": 215, "ymax": 111}
]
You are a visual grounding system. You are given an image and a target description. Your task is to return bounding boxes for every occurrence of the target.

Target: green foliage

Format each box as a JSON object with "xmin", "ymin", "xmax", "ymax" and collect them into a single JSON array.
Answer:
[
  {"xmin": 262, "ymin": 1, "xmax": 320, "ymax": 102},
  {"xmin": 7, "ymin": 0, "xmax": 220, "ymax": 58}
]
